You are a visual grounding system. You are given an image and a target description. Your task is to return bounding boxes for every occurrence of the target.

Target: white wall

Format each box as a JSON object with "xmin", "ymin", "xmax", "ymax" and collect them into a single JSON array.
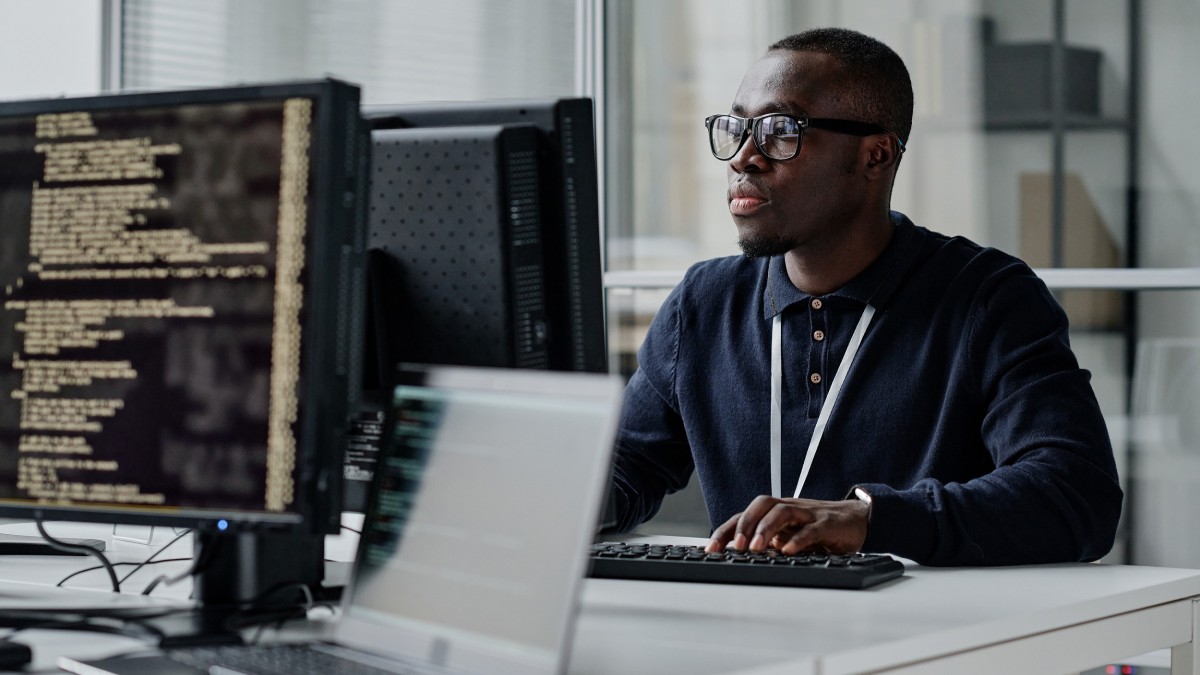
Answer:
[{"xmin": 0, "ymin": 0, "xmax": 103, "ymax": 100}]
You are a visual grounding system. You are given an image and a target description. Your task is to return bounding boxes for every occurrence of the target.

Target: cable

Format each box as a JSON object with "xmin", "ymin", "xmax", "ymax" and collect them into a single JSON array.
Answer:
[
  {"xmin": 244, "ymin": 581, "xmax": 315, "ymax": 614},
  {"xmin": 56, "ymin": 558, "xmax": 190, "ymax": 588},
  {"xmin": 36, "ymin": 520, "xmax": 119, "ymax": 593},
  {"xmin": 0, "ymin": 608, "xmax": 183, "ymax": 641},
  {"xmin": 141, "ymin": 530, "xmax": 219, "ymax": 596},
  {"xmin": 117, "ymin": 529, "xmax": 191, "ymax": 586},
  {"xmin": 340, "ymin": 524, "xmax": 362, "ymax": 535}
]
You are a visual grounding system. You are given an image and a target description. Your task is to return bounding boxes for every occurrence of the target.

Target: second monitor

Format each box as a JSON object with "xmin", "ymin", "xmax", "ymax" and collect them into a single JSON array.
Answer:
[
  {"xmin": 362, "ymin": 97, "xmax": 606, "ymax": 376},
  {"xmin": 342, "ymin": 99, "xmax": 608, "ymax": 512}
]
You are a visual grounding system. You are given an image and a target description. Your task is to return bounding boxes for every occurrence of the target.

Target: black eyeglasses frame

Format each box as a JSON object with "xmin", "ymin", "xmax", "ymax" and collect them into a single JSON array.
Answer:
[{"xmin": 703, "ymin": 112, "xmax": 905, "ymax": 161}]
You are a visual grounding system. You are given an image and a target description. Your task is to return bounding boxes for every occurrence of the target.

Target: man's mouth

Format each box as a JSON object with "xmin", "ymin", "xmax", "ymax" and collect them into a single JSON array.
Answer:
[
  {"xmin": 729, "ymin": 180, "xmax": 768, "ymax": 216},
  {"xmin": 729, "ymin": 196, "xmax": 768, "ymax": 216}
]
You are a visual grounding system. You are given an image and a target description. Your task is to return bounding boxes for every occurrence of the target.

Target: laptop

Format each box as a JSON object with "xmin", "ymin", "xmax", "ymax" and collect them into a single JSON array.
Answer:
[{"xmin": 59, "ymin": 366, "xmax": 624, "ymax": 675}]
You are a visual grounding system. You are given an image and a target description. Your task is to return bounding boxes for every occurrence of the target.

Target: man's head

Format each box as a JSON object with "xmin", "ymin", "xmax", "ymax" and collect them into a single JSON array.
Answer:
[
  {"xmin": 721, "ymin": 28, "xmax": 913, "ymax": 259},
  {"xmin": 768, "ymin": 29, "xmax": 913, "ymax": 148}
]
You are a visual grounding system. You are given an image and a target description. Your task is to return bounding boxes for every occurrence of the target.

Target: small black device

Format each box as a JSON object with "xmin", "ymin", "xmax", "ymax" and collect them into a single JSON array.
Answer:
[{"xmin": 0, "ymin": 639, "xmax": 32, "ymax": 670}]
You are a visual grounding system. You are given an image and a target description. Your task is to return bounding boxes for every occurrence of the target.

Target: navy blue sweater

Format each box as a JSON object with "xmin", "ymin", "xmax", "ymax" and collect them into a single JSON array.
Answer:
[{"xmin": 610, "ymin": 214, "xmax": 1123, "ymax": 566}]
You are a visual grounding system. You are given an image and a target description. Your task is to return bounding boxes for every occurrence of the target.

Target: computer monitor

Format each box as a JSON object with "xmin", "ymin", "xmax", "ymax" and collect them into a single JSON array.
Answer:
[
  {"xmin": 339, "ymin": 99, "xmax": 607, "ymax": 512},
  {"xmin": 0, "ymin": 79, "xmax": 369, "ymax": 630},
  {"xmin": 362, "ymin": 98, "xmax": 607, "ymax": 374}
]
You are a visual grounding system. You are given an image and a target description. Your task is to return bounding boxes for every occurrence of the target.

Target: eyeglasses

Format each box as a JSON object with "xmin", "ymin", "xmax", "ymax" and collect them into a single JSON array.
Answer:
[{"xmin": 704, "ymin": 113, "xmax": 904, "ymax": 161}]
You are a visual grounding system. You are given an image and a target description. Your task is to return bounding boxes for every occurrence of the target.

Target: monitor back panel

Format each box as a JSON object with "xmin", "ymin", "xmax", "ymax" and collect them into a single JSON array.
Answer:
[
  {"xmin": 368, "ymin": 125, "xmax": 549, "ymax": 370},
  {"xmin": 364, "ymin": 99, "xmax": 606, "ymax": 373}
]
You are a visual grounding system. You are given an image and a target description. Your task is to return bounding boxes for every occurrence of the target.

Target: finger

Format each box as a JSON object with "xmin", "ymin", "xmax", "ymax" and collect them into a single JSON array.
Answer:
[
  {"xmin": 778, "ymin": 520, "xmax": 857, "ymax": 556},
  {"xmin": 753, "ymin": 502, "xmax": 816, "ymax": 552},
  {"xmin": 706, "ymin": 512, "xmax": 743, "ymax": 552},
  {"xmin": 778, "ymin": 527, "xmax": 821, "ymax": 555},
  {"xmin": 733, "ymin": 495, "xmax": 782, "ymax": 551}
]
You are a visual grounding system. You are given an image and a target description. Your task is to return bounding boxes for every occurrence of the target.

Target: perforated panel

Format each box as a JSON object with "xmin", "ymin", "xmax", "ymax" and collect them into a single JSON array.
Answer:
[
  {"xmin": 368, "ymin": 125, "xmax": 549, "ymax": 369},
  {"xmin": 363, "ymin": 99, "xmax": 608, "ymax": 373}
]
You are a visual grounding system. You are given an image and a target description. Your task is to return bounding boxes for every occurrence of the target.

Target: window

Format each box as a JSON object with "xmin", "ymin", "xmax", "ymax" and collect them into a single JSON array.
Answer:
[
  {"xmin": 119, "ymin": 0, "xmax": 579, "ymax": 104},
  {"xmin": 601, "ymin": 0, "xmax": 1200, "ymax": 562}
]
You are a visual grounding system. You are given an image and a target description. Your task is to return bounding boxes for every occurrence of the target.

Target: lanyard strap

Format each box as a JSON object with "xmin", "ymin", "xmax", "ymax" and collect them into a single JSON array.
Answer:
[{"xmin": 770, "ymin": 304, "xmax": 875, "ymax": 499}]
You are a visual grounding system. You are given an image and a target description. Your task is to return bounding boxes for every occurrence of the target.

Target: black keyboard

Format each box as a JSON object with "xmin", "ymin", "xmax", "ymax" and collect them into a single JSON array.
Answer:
[
  {"xmin": 588, "ymin": 542, "xmax": 904, "ymax": 590},
  {"xmin": 164, "ymin": 643, "xmax": 418, "ymax": 675},
  {"xmin": 60, "ymin": 643, "xmax": 437, "ymax": 675}
]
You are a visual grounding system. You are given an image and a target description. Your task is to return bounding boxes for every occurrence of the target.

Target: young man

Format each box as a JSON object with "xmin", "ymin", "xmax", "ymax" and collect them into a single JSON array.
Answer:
[{"xmin": 608, "ymin": 28, "xmax": 1123, "ymax": 566}]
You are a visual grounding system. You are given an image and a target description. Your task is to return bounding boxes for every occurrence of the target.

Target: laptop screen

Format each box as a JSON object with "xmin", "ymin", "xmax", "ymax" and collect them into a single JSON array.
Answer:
[{"xmin": 340, "ymin": 368, "xmax": 622, "ymax": 674}]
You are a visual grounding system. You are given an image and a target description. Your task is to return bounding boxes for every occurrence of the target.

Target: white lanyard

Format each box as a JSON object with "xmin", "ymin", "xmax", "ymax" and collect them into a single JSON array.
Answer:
[{"xmin": 770, "ymin": 304, "xmax": 875, "ymax": 499}]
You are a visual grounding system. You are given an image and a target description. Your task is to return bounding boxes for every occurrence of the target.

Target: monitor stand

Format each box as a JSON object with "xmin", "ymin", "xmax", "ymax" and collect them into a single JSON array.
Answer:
[
  {"xmin": 143, "ymin": 530, "xmax": 332, "ymax": 647},
  {"xmin": 0, "ymin": 533, "xmax": 106, "ymax": 556}
]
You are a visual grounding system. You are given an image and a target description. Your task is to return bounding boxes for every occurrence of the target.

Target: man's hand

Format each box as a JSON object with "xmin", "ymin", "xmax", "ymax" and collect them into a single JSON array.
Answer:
[{"xmin": 705, "ymin": 495, "xmax": 870, "ymax": 555}]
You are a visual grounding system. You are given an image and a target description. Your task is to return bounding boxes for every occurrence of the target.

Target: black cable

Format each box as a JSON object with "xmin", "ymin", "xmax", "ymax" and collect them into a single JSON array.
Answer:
[
  {"xmin": 141, "ymin": 528, "xmax": 226, "ymax": 596},
  {"xmin": 56, "ymin": 558, "xmax": 190, "ymax": 588},
  {"xmin": 248, "ymin": 615, "xmax": 288, "ymax": 645},
  {"xmin": 118, "ymin": 529, "xmax": 191, "ymax": 586},
  {"xmin": 241, "ymin": 581, "xmax": 315, "ymax": 613},
  {"xmin": 0, "ymin": 609, "xmax": 178, "ymax": 640},
  {"xmin": 0, "ymin": 605, "xmax": 210, "ymax": 646},
  {"xmin": 36, "ymin": 520, "xmax": 119, "ymax": 593}
]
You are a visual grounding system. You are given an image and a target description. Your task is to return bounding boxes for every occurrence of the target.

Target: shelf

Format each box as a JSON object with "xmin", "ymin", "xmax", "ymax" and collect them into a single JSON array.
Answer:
[{"xmin": 985, "ymin": 114, "xmax": 1130, "ymax": 132}]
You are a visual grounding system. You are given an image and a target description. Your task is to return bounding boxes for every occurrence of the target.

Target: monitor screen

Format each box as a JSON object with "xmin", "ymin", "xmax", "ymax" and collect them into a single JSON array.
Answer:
[{"xmin": 0, "ymin": 80, "xmax": 368, "ymax": 533}]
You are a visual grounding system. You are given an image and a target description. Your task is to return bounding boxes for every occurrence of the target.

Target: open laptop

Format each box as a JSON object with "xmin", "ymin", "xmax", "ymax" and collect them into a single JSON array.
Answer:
[{"xmin": 59, "ymin": 366, "xmax": 624, "ymax": 675}]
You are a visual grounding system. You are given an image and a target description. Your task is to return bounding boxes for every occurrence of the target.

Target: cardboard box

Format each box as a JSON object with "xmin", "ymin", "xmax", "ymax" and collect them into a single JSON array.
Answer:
[{"xmin": 1018, "ymin": 172, "xmax": 1124, "ymax": 330}]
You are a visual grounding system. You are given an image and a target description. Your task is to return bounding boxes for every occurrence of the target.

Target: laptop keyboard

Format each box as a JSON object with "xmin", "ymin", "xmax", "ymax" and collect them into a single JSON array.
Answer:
[
  {"xmin": 165, "ymin": 643, "xmax": 430, "ymax": 675},
  {"xmin": 588, "ymin": 542, "xmax": 904, "ymax": 590}
]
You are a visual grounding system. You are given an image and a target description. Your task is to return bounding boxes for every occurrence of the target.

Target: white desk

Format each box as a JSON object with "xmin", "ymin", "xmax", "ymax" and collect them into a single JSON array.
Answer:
[
  {"xmin": 567, "ymin": 536, "xmax": 1200, "ymax": 675},
  {"xmin": 1, "ymin": 529, "xmax": 1198, "ymax": 674}
]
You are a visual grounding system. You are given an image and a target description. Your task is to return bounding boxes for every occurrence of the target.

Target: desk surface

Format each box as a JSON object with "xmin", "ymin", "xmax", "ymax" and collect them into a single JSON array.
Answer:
[
  {"xmin": 568, "ymin": 536, "xmax": 1200, "ymax": 675},
  {"xmin": 1, "ymin": 529, "xmax": 1198, "ymax": 674}
]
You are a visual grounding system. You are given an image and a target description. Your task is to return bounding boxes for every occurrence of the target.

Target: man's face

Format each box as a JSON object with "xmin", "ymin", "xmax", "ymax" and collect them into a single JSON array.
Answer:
[{"xmin": 726, "ymin": 50, "xmax": 866, "ymax": 258}]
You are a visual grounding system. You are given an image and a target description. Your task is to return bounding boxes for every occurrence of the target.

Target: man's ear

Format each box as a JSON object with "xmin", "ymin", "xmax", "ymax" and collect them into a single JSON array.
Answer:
[{"xmin": 862, "ymin": 135, "xmax": 902, "ymax": 179}]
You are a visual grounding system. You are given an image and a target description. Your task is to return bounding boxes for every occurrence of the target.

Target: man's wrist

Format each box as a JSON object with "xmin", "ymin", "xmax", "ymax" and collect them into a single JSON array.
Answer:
[{"xmin": 852, "ymin": 486, "xmax": 873, "ymax": 524}]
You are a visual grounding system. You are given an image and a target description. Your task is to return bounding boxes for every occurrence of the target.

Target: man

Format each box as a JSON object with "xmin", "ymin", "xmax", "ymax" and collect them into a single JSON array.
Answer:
[{"xmin": 607, "ymin": 28, "xmax": 1123, "ymax": 566}]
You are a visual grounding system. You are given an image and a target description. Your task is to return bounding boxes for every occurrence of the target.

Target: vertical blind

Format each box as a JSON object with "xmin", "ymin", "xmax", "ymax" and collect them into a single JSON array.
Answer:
[{"xmin": 120, "ymin": 0, "xmax": 579, "ymax": 104}]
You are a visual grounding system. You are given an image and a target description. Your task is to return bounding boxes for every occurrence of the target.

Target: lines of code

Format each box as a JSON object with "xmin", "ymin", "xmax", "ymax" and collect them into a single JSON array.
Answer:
[{"xmin": 0, "ymin": 98, "xmax": 311, "ymax": 515}]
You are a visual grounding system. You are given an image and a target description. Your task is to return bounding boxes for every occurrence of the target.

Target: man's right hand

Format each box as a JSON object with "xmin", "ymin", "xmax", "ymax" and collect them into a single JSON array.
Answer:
[{"xmin": 705, "ymin": 494, "xmax": 869, "ymax": 555}]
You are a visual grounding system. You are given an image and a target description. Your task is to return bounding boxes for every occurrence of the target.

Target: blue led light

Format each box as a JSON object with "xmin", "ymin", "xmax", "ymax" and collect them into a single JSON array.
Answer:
[{"xmin": 217, "ymin": 519, "xmax": 228, "ymax": 531}]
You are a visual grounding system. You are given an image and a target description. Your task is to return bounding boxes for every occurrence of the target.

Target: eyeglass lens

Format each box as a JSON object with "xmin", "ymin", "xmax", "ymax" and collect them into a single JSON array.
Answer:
[{"xmin": 710, "ymin": 114, "xmax": 802, "ymax": 161}]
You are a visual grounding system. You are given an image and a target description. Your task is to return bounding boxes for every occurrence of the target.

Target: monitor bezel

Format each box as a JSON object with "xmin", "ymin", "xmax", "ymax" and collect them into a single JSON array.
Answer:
[{"xmin": 0, "ymin": 79, "xmax": 364, "ymax": 533}]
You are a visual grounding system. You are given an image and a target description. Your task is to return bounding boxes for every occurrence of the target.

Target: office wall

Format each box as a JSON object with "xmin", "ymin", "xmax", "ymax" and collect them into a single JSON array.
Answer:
[{"xmin": 0, "ymin": 0, "xmax": 103, "ymax": 99}]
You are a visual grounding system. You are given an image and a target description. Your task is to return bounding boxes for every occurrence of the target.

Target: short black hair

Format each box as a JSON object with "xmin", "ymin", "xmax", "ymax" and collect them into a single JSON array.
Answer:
[{"xmin": 769, "ymin": 28, "xmax": 913, "ymax": 145}]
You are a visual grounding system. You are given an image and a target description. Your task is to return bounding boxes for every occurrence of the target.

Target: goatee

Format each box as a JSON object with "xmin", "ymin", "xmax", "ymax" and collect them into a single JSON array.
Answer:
[{"xmin": 738, "ymin": 235, "xmax": 794, "ymax": 259}]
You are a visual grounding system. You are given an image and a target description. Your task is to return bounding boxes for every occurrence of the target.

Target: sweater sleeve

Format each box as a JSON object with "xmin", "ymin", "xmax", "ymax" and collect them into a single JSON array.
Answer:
[
  {"xmin": 606, "ymin": 283, "xmax": 696, "ymax": 534},
  {"xmin": 859, "ymin": 263, "xmax": 1124, "ymax": 565}
]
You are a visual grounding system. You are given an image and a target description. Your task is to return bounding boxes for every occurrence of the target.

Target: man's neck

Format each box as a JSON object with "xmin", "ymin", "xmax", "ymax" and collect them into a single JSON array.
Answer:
[{"xmin": 783, "ymin": 215, "xmax": 895, "ymax": 296}]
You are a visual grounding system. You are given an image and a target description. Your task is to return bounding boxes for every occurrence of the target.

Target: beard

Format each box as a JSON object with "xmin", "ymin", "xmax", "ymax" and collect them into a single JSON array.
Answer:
[{"xmin": 738, "ymin": 233, "xmax": 795, "ymax": 259}]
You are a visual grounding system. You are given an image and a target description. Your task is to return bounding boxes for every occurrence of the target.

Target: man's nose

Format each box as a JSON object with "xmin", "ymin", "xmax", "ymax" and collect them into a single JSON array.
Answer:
[{"xmin": 728, "ymin": 134, "xmax": 766, "ymax": 173}]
